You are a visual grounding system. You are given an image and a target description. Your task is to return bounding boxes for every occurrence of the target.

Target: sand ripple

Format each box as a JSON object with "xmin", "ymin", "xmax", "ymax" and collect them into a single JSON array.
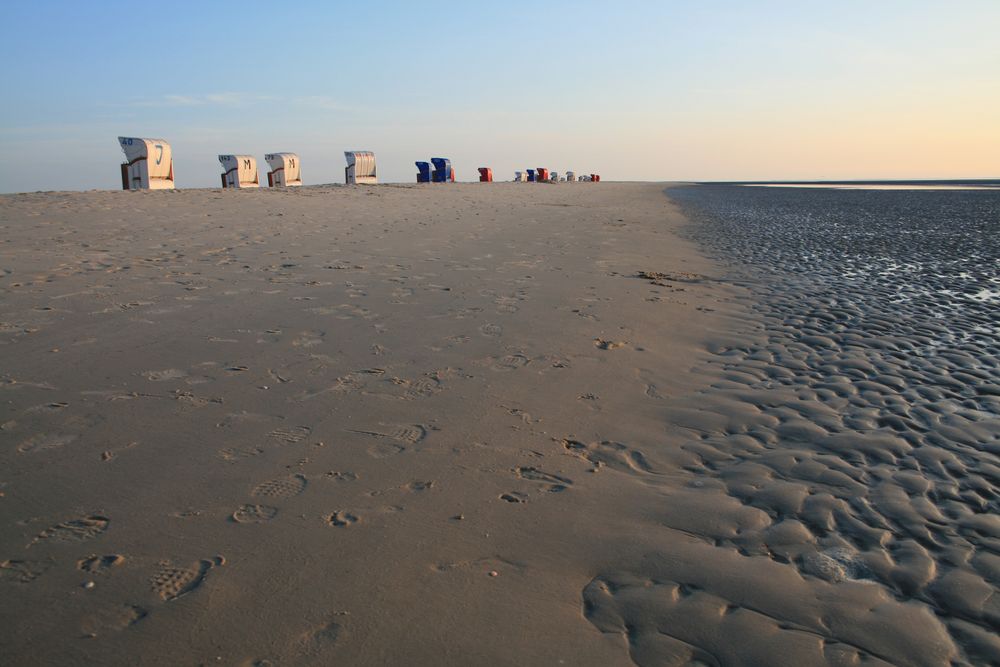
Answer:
[{"xmin": 625, "ymin": 185, "xmax": 1000, "ymax": 665}]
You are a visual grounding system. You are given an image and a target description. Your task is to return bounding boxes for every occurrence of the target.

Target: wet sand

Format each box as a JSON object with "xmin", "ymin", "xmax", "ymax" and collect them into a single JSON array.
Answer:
[
  {"xmin": 0, "ymin": 182, "xmax": 996, "ymax": 665},
  {"xmin": 669, "ymin": 184, "xmax": 1000, "ymax": 665}
]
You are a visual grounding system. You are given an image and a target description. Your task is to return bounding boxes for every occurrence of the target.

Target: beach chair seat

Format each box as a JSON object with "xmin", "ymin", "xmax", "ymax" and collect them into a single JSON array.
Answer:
[
  {"xmin": 264, "ymin": 153, "xmax": 301, "ymax": 187},
  {"xmin": 345, "ymin": 151, "xmax": 377, "ymax": 184},
  {"xmin": 118, "ymin": 137, "xmax": 174, "ymax": 190},
  {"xmin": 431, "ymin": 158, "xmax": 451, "ymax": 183},
  {"xmin": 416, "ymin": 161, "xmax": 431, "ymax": 183},
  {"xmin": 219, "ymin": 155, "xmax": 259, "ymax": 188}
]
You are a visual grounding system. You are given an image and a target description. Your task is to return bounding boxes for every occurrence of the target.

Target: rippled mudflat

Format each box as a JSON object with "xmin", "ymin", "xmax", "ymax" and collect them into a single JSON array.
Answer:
[
  {"xmin": 665, "ymin": 184, "xmax": 1000, "ymax": 664},
  {"xmin": 741, "ymin": 183, "xmax": 1000, "ymax": 191}
]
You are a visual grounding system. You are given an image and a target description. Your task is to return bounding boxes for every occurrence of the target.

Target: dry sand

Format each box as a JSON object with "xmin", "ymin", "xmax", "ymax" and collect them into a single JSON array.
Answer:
[{"xmin": 0, "ymin": 182, "xmax": 994, "ymax": 666}]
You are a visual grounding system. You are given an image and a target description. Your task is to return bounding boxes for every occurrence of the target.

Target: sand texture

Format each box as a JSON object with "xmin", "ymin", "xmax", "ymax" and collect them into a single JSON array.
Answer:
[{"xmin": 0, "ymin": 182, "xmax": 997, "ymax": 666}]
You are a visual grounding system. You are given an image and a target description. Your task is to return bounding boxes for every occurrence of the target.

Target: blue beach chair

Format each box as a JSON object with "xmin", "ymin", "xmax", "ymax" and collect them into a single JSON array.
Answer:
[
  {"xmin": 431, "ymin": 158, "xmax": 452, "ymax": 183},
  {"xmin": 416, "ymin": 161, "xmax": 431, "ymax": 183}
]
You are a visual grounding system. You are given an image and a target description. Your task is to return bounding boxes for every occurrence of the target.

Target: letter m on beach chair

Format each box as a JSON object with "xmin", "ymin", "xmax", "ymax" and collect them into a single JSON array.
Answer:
[
  {"xmin": 218, "ymin": 155, "xmax": 260, "ymax": 188},
  {"xmin": 265, "ymin": 153, "xmax": 302, "ymax": 187}
]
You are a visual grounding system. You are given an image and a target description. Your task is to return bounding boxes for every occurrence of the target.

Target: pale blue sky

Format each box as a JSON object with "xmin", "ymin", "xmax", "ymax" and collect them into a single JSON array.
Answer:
[{"xmin": 1, "ymin": 1, "xmax": 998, "ymax": 192}]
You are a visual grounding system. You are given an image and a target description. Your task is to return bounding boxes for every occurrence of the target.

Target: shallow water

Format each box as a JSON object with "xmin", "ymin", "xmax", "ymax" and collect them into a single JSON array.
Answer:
[
  {"xmin": 741, "ymin": 184, "xmax": 1000, "ymax": 191},
  {"xmin": 662, "ymin": 185, "xmax": 1000, "ymax": 664}
]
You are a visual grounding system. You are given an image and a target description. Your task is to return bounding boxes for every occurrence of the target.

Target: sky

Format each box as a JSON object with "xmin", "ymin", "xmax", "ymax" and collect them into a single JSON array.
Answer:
[{"xmin": 1, "ymin": 1, "xmax": 998, "ymax": 192}]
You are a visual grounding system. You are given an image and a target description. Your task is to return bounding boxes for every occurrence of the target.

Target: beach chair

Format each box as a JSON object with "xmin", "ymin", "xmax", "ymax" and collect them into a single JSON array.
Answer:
[
  {"xmin": 479, "ymin": 167, "xmax": 493, "ymax": 182},
  {"xmin": 345, "ymin": 151, "xmax": 377, "ymax": 184},
  {"xmin": 536, "ymin": 168, "xmax": 549, "ymax": 182},
  {"xmin": 431, "ymin": 158, "xmax": 451, "ymax": 183},
  {"xmin": 527, "ymin": 169, "xmax": 536, "ymax": 182},
  {"xmin": 118, "ymin": 137, "xmax": 174, "ymax": 190},
  {"xmin": 592, "ymin": 174, "xmax": 600, "ymax": 182},
  {"xmin": 218, "ymin": 155, "xmax": 260, "ymax": 188},
  {"xmin": 514, "ymin": 171, "xmax": 526, "ymax": 182},
  {"xmin": 550, "ymin": 171, "xmax": 559, "ymax": 182},
  {"xmin": 566, "ymin": 171, "xmax": 576, "ymax": 182},
  {"xmin": 264, "ymin": 153, "xmax": 301, "ymax": 187},
  {"xmin": 416, "ymin": 161, "xmax": 431, "ymax": 183}
]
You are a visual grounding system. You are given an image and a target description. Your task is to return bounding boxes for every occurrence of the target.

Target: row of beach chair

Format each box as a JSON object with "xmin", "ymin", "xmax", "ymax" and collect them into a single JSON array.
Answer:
[
  {"xmin": 117, "ymin": 137, "xmax": 598, "ymax": 190},
  {"xmin": 118, "ymin": 138, "xmax": 375, "ymax": 190},
  {"xmin": 514, "ymin": 170, "xmax": 600, "ymax": 182}
]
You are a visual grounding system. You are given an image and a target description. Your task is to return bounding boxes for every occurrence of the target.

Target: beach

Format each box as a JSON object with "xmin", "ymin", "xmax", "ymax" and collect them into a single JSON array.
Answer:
[{"xmin": 1, "ymin": 182, "xmax": 997, "ymax": 666}]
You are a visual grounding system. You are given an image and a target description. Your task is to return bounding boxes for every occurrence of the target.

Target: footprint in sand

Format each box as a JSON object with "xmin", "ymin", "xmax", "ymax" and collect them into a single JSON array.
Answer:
[
  {"xmin": 367, "ymin": 442, "xmax": 405, "ymax": 459},
  {"xmin": 267, "ymin": 425, "xmax": 312, "ymax": 445},
  {"xmin": 494, "ymin": 297, "xmax": 520, "ymax": 313},
  {"xmin": 231, "ymin": 504, "xmax": 279, "ymax": 523},
  {"xmin": 479, "ymin": 323, "xmax": 503, "ymax": 337},
  {"xmin": 251, "ymin": 474, "xmax": 308, "ymax": 499},
  {"xmin": 309, "ymin": 304, "xmax": 373, "ymax": 320},
  {"xmin": 80, "ymin": 604, "xmax": 147, "ymax": 636},
  {"xmin": 499, "ymin": 492, "xmax": 529, "ymax": 504},
  {"xmin": 645, "ymin": 383, "xmax": 665, "ymax": 399},
  {"xmin": 350, "ymin": 424, "xmax": 427, "ymax": 444},
  {"xmin": 325, "ymin": 471, "xmax": 358, "ymax": 481},
  {"xmin": 217, "ymin": 446, "xmax": 265, "ymax": 462},
  {"xmin": 405, "ymin": 480, "xmax": 435, "ymax": 492},
  {"xmin": 292, "ymin": 331, "xmax": 325, "ymax": 348},
  {"xmin": 24, "ymin": 402, "xmax": 69, "ymax": 413},
  {"xmin": 434, "ymin": 556, "xmax": 524, "ymax": 574},
  {"xmin": 403, "ymin": 375, "xmax": 442, "ymax": 399},
  {"xmin": 267, "ymin": 368, "xmax": 291, "ymax": 384},
  {"xmin": 0, "ymin": 559, "xmax": 53, "ymax": 583},
  {"xmin": 369, "ymin": 480, "xmax": 436, "ymax": 497},
  {"xmin": 144, "ymin": 369, "xmax": 187, "ymax": 382},
  {"xmin": 150, "ymin": 557, "xmax": 222, "ymax": 601},
  {"xmin": 30, "ymin": 515, "xmax": 109, "ymax": 547},
  {"xmin": 561, "ymin": 439, "xmax": 657, "ymax": 475},
  {"xmin": 593, "ymin": 338, "xmax": 627, "ymax": 350},
  {"xmin": 17, "ymin": 433, "xmax": 77, "ymax": 453},
  {"xmin": 293, "ymin": 620, "xmax": 344, "ymax": 660},
  {"xmin": 492, "ymin": 353, "xmax": 530, "ymax": 371},
  {"xmin": 77, "ymin": 554, "xmax": 125, "ymax": 573},
  {"xmin": 326, "ymin": 511, "xmax": 359, "ymax": 527},
  {"xmin": 515, "ymin": 466, "xmax": 573, "ymax": 492}
]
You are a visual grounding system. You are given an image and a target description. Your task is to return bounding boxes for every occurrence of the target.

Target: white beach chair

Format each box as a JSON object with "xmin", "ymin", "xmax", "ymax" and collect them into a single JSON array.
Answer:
[
  {"xmin": 566, "ymin": 171, "xmax": 576, "ymax": 182},
  {"xmin": 514, "ymin": 171, "xmax": 527, "ymax": 182},
  {"xmin": 118, "ymin": 137, "xmax": 174, "ymax": 190},
  {"xmin": 345, "ymin": 151, "xmax": 377, "ymax": 184},
  {"xmin": 264, "ymin": 153, "xmax": 302, "ymax": 187},
  {"xmin": 218, "ymin": 155, "xmax": 260, "ymax": 188}
]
